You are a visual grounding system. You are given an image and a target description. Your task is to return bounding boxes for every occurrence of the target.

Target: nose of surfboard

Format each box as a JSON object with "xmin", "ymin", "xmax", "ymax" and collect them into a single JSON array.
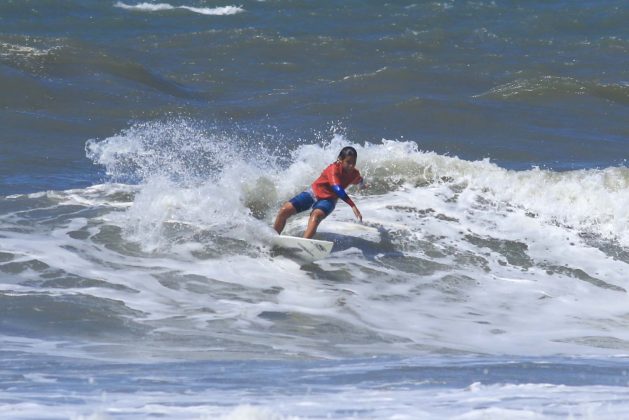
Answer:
[{"xmin": 271, "ymin": 235, "xmax": 333, "ymax": 264}]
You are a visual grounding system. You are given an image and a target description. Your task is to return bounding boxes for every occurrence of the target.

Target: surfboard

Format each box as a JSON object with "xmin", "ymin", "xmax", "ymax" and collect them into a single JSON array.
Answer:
[
  {"xmin": 163, "ymin": 219, "xmax": 334, "ymax": 263},
  {"xmin": 271, "ymin": 235, "xmax": 333, "ymax": 264}
]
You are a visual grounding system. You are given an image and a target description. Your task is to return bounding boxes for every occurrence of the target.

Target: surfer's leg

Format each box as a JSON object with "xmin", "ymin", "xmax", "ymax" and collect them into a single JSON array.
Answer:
[
  {"xmin": 303, "ymin": 198, "xmax": 335, "ymax": 238},
  {"xmin": 304, "ymin": 208, "xmax": 327, "ymax": 239},
  {"xmin": 275, "ymin": 191, "xmax": 316, "ymax": 234},
  {"xmin": 273, "ymin": 202, "xmax": 297, "ymax": 234}
]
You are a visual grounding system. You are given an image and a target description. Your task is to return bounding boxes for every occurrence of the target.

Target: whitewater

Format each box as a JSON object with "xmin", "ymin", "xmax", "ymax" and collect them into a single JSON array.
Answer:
[
  {"xmin": 1, "ymin": 0, "xmax": 628, "ymax": 416},
  {"xmin": 1, "ymin": 120, "xmax": 628, "ymax": 417}
]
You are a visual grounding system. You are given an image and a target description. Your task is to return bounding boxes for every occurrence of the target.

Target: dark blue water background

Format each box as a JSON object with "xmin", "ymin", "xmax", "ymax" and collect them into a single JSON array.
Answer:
[{"xmin": 1, "ymin": 0, "xmax": 627, "ymax": 195}]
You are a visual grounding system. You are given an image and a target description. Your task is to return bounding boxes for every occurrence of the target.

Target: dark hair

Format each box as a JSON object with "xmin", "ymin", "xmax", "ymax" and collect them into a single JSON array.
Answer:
[{"xmin": 337, "ymin": 146, "xmax": 357, "ymax": 161}]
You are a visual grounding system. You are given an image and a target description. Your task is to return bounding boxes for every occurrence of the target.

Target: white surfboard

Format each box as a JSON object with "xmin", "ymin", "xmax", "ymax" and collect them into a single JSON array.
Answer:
[{"xmin": 271, "ymin": 235, "xmax": 333, "ymax": 264}]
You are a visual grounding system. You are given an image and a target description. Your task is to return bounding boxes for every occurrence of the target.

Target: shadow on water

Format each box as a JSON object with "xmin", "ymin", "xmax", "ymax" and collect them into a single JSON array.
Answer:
[{"xmin": 316, "ymin": 223, "xmax": 403, "ymax": 261}]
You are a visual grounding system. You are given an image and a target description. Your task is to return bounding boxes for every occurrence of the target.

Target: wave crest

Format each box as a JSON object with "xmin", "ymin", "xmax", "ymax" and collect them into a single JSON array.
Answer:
[
  {"xmin": 114, "ymin": 2, "xmax": 245, "ymax": 16},
  {"xmin": 476, "ymin": 76, "xmax": 629, "ymax": 104},
  {"xmin": 86, "ymin": 121, "xmax": 629, "ymax": 249}
]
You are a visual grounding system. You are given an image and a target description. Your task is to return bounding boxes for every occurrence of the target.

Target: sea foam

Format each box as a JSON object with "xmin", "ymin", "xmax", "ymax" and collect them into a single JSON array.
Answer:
[
  {"xmin": 1, "ymin": 120, "xmax": 627, "ymax": 360},
  {"xmin": 114, "ymin": 2, "xmax": 244, "ymax": 16}
]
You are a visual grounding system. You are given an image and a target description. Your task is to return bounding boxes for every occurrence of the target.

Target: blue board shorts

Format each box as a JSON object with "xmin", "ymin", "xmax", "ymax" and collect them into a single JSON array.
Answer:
[{"xmin": 289, "ymin": 189, "xmax": 336, "ymax": 216}]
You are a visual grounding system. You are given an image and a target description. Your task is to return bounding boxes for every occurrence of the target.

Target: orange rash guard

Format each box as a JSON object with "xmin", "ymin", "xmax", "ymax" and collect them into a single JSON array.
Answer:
[{"xmin": 311, "ymin": 162, "xmax": 362, "ymax": 207}]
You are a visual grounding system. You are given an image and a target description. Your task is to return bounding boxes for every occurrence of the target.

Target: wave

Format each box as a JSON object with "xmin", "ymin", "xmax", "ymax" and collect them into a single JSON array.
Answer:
[
  {"xmin": 0, "ymin": 36, "xmax": 65, "ymax": 77},
  {"xmin": 476, "ymin": 76, "xmax": 629, "ymax": 105},
  {"xmin": 86, "ymin": 120, "xmax": 629, "ymax": 248},
  {"xmin": 1, "ymin": 120, "xmax": 628, "ymax": 360},
  {"xmin": 0, "ymin": 35, "xmax": 209, "ymax": 100},
  {"xmin": 0, "ymin": 41, "xmax": 58, "ymax": 59},
  {"xmin": 2, "ymin": 359, "xmax": 628, "ymax": 418},
  {"xmin": 114, "ymin": 2, "xmax": 245, "ymax": 16}
]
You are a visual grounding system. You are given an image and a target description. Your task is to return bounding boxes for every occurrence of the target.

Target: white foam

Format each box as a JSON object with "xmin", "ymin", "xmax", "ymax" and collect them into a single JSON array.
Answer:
[
  {"xmin": 0, "ymin": 42, "xmax": 58, "ymax": 58},
  {"xmin": 81, "ymin": 128, "xmax": 627, "ymax": 356},
  {"xmin": 2, "ymin": 381, "xmax": 629, "ymax": 419},
  {"xmin": 114, "ymin": 2, "xmax": 244, "ymax": 16},
  {"xmin": 115, "ymin": 2, "xmax": 174, "ymax": 12},
  {"xmin": 221, "ymin": 405, "xmax": 297, "ymax": 420},
  {"xmin": 2, "ymin": 124, "xmax": 629, "ymax": 360}
]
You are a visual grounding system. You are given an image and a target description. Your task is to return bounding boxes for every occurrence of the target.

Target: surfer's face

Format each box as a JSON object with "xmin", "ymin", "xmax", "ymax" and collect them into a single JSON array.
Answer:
[{"xmin": 340, "ymin": 155, "xmax": 356, "ymax": 173}]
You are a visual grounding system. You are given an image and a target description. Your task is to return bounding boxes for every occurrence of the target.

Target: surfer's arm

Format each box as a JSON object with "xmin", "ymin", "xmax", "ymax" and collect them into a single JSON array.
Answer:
[
  {"xmin": 329, "ymin": 168, "xmax": 355, "ymax": 206},
  {"xmin": 331, "ymin": 184, "xmax": 355, "ymax": 207},
  {"xmin": 329, "ymin": 167, "xmax": 361, "ymax": 221},
  {"xmin": 331, "ymin": 183, "xmax": 362, "ymax": 222}
]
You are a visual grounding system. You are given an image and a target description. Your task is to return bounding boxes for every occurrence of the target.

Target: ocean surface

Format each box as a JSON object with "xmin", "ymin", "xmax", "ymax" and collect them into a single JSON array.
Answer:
[{"xmin": 1, "ymin": 0, "xmax": 628, "ymax": 418}]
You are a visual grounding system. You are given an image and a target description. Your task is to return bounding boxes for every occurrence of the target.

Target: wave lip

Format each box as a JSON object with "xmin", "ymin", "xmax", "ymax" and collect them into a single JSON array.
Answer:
[{"xmin": 114, "ymin": 2, "xmax": 245, "ymax": 16}]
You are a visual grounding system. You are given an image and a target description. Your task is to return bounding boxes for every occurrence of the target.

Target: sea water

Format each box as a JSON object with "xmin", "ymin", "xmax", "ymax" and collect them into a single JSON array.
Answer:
[{"xmin": 1, "ymin": 1, "xmax": 628, "ymax": 418}]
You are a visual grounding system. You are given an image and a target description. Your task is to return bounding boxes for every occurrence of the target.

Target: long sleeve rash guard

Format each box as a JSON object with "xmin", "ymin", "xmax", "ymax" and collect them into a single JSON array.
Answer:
[{"xmin": 311, "ymin": 162, "xmax": 362, "ymax": 207}]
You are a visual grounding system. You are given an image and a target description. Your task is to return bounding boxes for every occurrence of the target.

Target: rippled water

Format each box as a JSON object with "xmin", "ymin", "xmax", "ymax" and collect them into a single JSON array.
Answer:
[{"xmin": 1, "ymin": 0, "xmax": 628, "ymax": 418}]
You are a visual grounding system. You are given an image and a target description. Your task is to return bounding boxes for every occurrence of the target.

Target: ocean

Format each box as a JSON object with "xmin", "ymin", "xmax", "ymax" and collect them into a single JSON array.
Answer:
[{"xmin": 1, "ymin": 0, "xmax": 628, "ymax": 418}]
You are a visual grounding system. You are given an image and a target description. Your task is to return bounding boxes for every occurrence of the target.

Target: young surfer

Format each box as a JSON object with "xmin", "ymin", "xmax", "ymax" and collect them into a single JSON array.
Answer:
[{"xmin": 273, "ymin": 146, "xmax": 365, "ymax": 239}]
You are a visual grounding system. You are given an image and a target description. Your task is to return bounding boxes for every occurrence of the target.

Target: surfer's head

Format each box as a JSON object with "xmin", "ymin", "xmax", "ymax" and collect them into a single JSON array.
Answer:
[{"xmin": 337, "ymin": 147, "xmax": 357, "ymax": 172}]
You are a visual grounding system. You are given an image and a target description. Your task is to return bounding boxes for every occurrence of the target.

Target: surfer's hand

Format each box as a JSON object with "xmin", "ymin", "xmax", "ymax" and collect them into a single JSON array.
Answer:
[{"xmin": 352, "ymin": 206, "xmax": 363, "ymax": 223}]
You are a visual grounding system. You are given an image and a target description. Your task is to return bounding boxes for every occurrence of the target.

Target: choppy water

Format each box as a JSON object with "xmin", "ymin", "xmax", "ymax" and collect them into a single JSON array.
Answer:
[{"xmin": 1, "ymin": 0, "xmax": 628, "ymax": 418}]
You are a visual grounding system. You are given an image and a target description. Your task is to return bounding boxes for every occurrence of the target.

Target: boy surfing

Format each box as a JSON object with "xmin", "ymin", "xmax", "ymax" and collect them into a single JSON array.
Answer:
[{"xmin": 273, "ymin": 146, "xmax": 365, "ymax": 239}]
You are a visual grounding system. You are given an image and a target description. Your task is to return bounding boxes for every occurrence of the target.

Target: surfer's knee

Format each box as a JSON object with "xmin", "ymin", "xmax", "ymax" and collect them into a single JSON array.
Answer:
[
  {"xmin": 279, "ymin": 202, "xmax": 297, "ymax": 217},
  {"xmin": 310, "ymin": 208, "xmax": 326, "ymax": 222}
]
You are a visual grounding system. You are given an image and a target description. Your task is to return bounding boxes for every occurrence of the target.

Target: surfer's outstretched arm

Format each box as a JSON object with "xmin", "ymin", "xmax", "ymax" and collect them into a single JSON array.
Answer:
[
  {"xmin": 331, "ymin": 184, "xmax": 362, "ymax": 223},
  {"xmin": 331, "ymin": 184, "xmax": 354, "ymax": 207}
]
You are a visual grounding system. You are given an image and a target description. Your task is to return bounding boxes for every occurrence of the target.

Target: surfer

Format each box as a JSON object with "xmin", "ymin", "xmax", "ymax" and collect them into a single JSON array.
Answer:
[{"xmin": 273, "ymin": 146, "xmax": 365, "ymax": 239}]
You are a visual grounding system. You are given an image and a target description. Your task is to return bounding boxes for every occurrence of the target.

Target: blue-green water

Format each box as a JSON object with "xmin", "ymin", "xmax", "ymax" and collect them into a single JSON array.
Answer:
[
  {"xmin": 1, "ymin": 1, "xmax": 628, "ymax": 418},
  {"xmin": 2, "ymin": 0, "xmax": 627, "ymax": 195}
]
